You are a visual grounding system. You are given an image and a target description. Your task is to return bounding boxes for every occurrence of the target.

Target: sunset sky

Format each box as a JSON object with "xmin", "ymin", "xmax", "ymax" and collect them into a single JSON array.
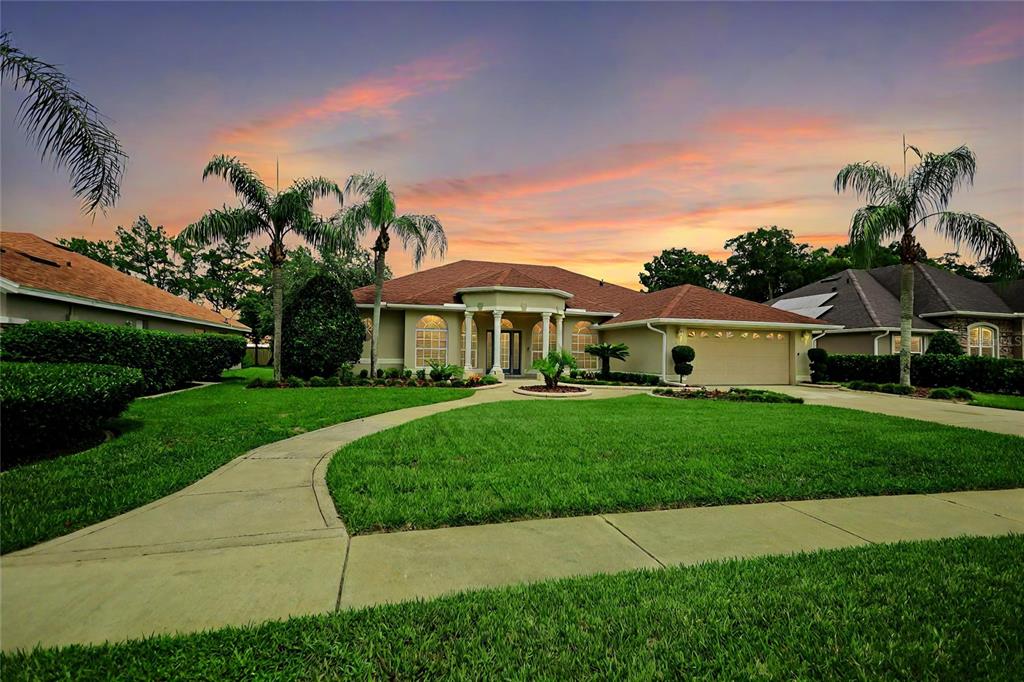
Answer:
[{"xmin": 2, "ymin": 2, "xmax": 1022, "ymax": 288}]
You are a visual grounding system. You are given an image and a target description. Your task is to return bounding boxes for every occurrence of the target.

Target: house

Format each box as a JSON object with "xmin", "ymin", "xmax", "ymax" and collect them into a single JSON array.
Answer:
[
  {"xmin": 0, "ymin": 231, "xmax": 247, "ymax": 335},
  {"xmin": 769, "ymin": 263, "xmax": 1024, "ymax": 358},
  {"xmin": 352, "ymin": 260, "xmax": 837, "ymax": 384}
]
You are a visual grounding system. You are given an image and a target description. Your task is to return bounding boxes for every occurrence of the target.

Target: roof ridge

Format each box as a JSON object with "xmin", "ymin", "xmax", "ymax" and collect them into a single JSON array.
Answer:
[
  {"xmin": 915, "ymin": 262, "xmax": 956, "ymax": 311},
  {"xmin": 848, "ymin": 270, "xmax": 882, "ymax": 327}
]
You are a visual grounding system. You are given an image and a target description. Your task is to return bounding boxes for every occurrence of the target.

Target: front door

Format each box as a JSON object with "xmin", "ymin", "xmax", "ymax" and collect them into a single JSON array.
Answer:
[{"xmin": 486, "ymin": 330, "xmax": 522, "ymax": 375}]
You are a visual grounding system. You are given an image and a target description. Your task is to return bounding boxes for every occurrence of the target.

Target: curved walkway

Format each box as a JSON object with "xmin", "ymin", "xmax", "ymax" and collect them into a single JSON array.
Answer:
[{"xmin": 2, "ymin": 381, "xmax": 1021, "ymax": 651}]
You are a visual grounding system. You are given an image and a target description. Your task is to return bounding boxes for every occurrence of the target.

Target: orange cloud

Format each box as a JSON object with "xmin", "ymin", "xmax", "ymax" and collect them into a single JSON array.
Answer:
[
  {"xmin": 949, "ymin": 16, "xmax": 1024, "ymax": 67},
  {"xmin": 707, "ymin": 108, "xmax": 844, "ymax": 141},
  {"xmin": 217, "ymin": 48, "xmax": 484, "ymax": 148}
]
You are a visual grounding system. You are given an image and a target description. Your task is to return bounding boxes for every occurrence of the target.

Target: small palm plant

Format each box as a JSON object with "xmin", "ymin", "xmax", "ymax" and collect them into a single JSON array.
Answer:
[
  {"xmin": 584, "ymin": 342, "xmax": 630, "ymax": 378},
  {"xmin": 835, "ymin": 143, "xmax": 1018, "ymax": 386},
  {"xmin": 338, "ymin": 173, "xmax": 447, "ymax": 378},
  {"xmin": 532, "ymin": 349, "xmax": 577, "ymax": 388},
  {"xmin": 181, "ymin": 155, "xmax": 344, "ymax": 381}
]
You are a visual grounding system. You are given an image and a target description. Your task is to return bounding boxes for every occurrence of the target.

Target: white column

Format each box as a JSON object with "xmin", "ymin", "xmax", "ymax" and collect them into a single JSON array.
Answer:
[
  {"xmin": 463, "ymin": 311, "xmax": 474, "ymax": 371},
  {"xmin": 541, "ymin": 312, "xmax": 551, "ymax": 357},
  {"xmin": 555, "ymin": 313, "xmax": 564, "ymax": 351},
  {"xmin": 491, "ymin": 310, "xmax": 504, "ymax": 380}
]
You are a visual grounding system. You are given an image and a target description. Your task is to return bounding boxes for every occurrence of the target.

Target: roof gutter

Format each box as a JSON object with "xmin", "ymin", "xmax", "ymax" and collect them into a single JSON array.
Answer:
[
  {"xmin": 454, "ymin": 285, "xmax": 573, "ymax": 299},
  {"xmin": 872, "ymin": 330, "xmax": 890, "ymax": 356},
  {"xmin": 919, "ymin": 310, "xmax": 1022, "ymax": 319},
  {"xmin": 0, "ymin": 277, "xmax": 248, "ymax": 333},
  {"xmin": 646, "ymin": 322, "xmax": 668, "ymax": 381},
  {"xmin": 595, "ymin": 317, "xmax": 843, "ymax": 331}
]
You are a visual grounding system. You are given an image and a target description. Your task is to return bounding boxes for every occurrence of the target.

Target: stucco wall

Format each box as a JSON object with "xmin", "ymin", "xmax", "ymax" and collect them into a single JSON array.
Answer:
[
  {"xmin": 817, "ymin": 332, "xmax": 878, "ymax": 356},
  {"xmin": 601, "ymin": 325, "xmax": 665, "ymax": 375},
  {"xmin": 357, "ymin": 309, "xmax": 405, "ymax": 371}
]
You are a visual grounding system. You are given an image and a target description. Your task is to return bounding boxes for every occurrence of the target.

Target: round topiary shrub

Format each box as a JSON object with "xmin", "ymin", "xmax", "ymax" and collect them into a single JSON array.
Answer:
[
  {"xmin": 925, "ymin": 330, "xmax": 963, "ymax": 355},
  {"xmin": 807, "ymin": 347, "xmax": 829, "ymax": 383},
  {"xmin": 928, "ymin": 388, "xmax": 953, "ymax": 400},
  {"xmin": 280, "ymin": 274, "xmax": 365, "ymax": 380},
  {"xmin": 671, "ymin": 345, "xmax": 695, "ymax": 381}
]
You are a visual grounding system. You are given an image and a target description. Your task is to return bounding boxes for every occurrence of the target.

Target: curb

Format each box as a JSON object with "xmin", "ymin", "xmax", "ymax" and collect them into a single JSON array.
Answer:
[{"xmin": 513, "ymin": 386, "xmax": 593, "ymax": 398}]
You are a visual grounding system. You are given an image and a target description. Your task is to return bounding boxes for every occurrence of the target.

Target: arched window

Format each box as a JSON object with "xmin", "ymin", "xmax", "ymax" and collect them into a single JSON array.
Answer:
[
  {"xmin": 415, "ymin": 315, "xmax": 448, "ymax": 367},
  {"xmin": 531, "ymin": 320, "xmax": 556, "ymax": 363},
  {"xmin": 968, "ymin": 323, "xmax": 997, "ymax": 357},
  {"xmin": 460, "ymin": 318, "xmax": 478, "ymax": 368},
  {"xmin": 501, "ymin": 318, "xmax": 513, "ymax": 329},
  {"xmin": 572, "ymin": 320, "xmax": 599, "ymax": 370}
]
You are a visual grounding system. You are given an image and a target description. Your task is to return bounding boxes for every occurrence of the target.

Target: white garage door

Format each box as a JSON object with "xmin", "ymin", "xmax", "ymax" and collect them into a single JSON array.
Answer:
[{"xmin": 684, "ymin": 329, "xmax": 791, "ymax": 385}]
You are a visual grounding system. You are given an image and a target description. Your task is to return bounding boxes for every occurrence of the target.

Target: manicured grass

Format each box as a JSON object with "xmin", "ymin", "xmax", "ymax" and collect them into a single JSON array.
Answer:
[
  {"xmin": 970, "ymin": 392, "xmax": 1024, "ymax": 411},
  {"xmin": 4, "ymin": 535, "xmax": 1022, "ymax": 679},
  {"xmin": 328, "ymin": 395, "xmax": 1024, "ymax": 534},
  {"xmin": 0, "ymin": 368, "xmax": 470, "ymax": 553}
]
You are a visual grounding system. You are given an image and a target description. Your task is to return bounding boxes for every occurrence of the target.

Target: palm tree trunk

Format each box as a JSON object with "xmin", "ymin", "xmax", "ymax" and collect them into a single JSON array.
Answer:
[
  {"xmin": 370, "ymin": 248, "xmax": 386, "ymax": 379},
  {"xmin": 898, "ymin": 263, "xmax": 914, "ymax": 387},
  {"xmin": 272, "ymin": 263, "xmax": 284, "ymax": 382}
]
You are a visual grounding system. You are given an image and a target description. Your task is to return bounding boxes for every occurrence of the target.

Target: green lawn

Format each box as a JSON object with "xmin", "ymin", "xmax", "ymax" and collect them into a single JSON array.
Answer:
[
  {"xmin": 969, "ymin": 392, "xmax": 1024, "ymax": 411},
  {"xmin": 328, "ymin": 395, "xmax": 1024, "ymax": 534},
  {"xmin": 0, "ymin": 368, "xmax": 470, "ymax": 553},
  {"xmin": 4, "ymin": 535, "xmax": 1021, "ymax": 680}
]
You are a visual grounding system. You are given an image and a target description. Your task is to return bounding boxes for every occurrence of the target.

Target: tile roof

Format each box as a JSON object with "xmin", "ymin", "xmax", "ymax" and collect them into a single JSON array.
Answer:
[
  {"xmin": 0, "ymin": 232, "xmax": 247, "ymax": 330},
  {"xmin": 353, "ymin": 260, "xmax": 825, "ymax": 326}
]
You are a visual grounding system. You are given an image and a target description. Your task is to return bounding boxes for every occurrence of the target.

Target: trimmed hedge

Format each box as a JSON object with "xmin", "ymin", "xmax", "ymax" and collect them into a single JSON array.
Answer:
[
  {"xmin": 1, "ymin": 362, "xmax": 144, "ymax": 460},
  {"xmin": 825, "ymin": 353, "xmax": 1024, "ymax": 395},
  {"xmin": 807, "ymin": 347, "xmax": 828, "ymax": 383},
  {"xmin": 281, "ymin": 274, "xmax": 364, "ymax": 380},
  {"xmin": 1, "ymin": 321, "xmax": 245, "ymax": 394}
]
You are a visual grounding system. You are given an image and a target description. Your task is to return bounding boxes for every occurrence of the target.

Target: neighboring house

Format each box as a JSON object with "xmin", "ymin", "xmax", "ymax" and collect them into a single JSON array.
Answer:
[
  {"xmin": 0, "ymin": 231, "xmax": 247, "ymax": 335},
  {"xmin": 352, "ymin": 260, "xmax": 837, "ymax": 385},
  {"xmin": 769, "ymin": 263, "xmax": 1023, "ymax": 359}
]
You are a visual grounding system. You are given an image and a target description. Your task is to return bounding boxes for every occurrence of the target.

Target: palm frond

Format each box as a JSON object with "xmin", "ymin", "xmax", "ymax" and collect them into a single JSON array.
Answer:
[
  {"xmin": 848, "ymin": 204, "xmax": 908, "ymax": 267},
  {"xmin": 291, "ymin": 176, "xmax": 343, "ymax": 206},
  {"xmin": 392, "ymin": 214, "xmax": 448, "ymax": 269},
  {"xmin": 931, "ymin": 211, "xmax": 1018, "ymax": 265},
  {"xmin": 333, "ymin": 202, "xmax": 375, "ymax": 248},
  {"xmin": 344, "ymin": 172, "xmax": 386, "ymax": 198},
  {"xmin": 908, "ymin": 145, "xmax": 976, "ymax": 214},
  {"xmin": 202, "ymin": 155, "xmax": 271, "ymax": 213},
  {"xmin": 268, "ymin": 189, "xmax": 312, "ymax": 234},
  {"xmin": 1, "ymin": 32, "xmax": 127, "ymax": 214},
  {"xmin": 834, "ymin": 162, "xmax": 903, "ymax": 204},
  {"xmin": 293, "ymin": 216, "xmax": 353, "ymax": 254},
  {"xmin": 179, "ymin": 206, "xmax": 265, "ymax": 247}
]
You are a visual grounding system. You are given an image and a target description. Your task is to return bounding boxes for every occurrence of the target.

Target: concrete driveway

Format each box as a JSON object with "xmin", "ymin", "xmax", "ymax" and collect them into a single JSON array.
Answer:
[{"xmin": 752, "ymin": 385, "xmax": 1024, "ymax": 437}]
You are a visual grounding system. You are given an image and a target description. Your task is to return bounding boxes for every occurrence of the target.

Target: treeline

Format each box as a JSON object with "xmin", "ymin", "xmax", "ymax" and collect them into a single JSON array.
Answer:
[
  {"xmin": 640, "ymin": 226, "xmax": 1021, "ymax": 301},
  {"xmin": 59, "ymin": 215, "xmax": 389, "ymax": 346}
]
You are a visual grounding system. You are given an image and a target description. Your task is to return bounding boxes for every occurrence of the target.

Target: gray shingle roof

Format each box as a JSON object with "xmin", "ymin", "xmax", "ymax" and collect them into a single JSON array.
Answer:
[{"xmin": 868, "ymin": 263, "xmax": 1014, "ymax": 316}]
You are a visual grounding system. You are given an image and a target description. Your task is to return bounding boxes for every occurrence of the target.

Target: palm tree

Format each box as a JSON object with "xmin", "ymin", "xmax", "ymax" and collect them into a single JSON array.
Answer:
[
  {"xmin": 584, "ymin": 342, "xmax": 630, "ymax": 378},
  {"xmin": 181, "ymin": 155, "xmax": 344, "ymax": 381},
  {"xmin": 835, "ymin": 143, "xmax": 1018, "ymax": 386},
  {"xmin": 1, "ymin": 32, "xmax": 126, "ymax": 214},
  {"xmin": 338, "ymin": 173, "xmax": 447, "ymax": 377}
]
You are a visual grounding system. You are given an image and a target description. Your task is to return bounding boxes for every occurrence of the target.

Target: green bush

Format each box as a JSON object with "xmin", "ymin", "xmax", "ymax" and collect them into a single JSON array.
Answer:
[
  {"xmin": 532, "ymin": 349, "xmax": 576, "ymax": 388},
  {"xmin": 846, "ymin": 380, "xmax": 881, "ymax": 392},
  {"xmin": 246, "ymin": 377, "xmax": 267, "ymax": 389},
  {"xmin": 308, "ymin": 376, "xmax": 327, "ymax": 387},
  {"xmin": 825, "ymin": 353, "xmax": 1023, "ymax": 395},
  {"xmin": 1, "ymin": 362, "xmax": 144, "ymax": 461},
  {"xmin": 928, "ymin": 388, "xmax": 954, "ymax": 400},
  {"xmin": 950, "ymin": 386, "xmax": 975, "ymax": 401},
  {"xmin": 725, "ymin": 388, "xmax": 803, "ymax": 404},
  {"xmin": 286, "ymin": 376, "xmax": 306, "ymax": 388},
  {"xmin": 670, "ymin": 345, "xmax": 695, "ymax": 381},
  {"xmin": 427, "ymin": 360, "xmax": 463, "ymax": 382},
  {"xmin": 482, "ymin": 374, "xmax": 500, "ymax": 385},
  {"xmin": 323, "ymin": 376, "xmax": 341, "ymax": 387},
  {"xmin": 925, "ymin": 331, "xmax": 964, "ymax": 355},
  {"xmin": 280, "ymin": 274, "xmax": 364, "ymax": 380},
  {"xmin": 879, "ymin": 383, "xmax": 914, "ymax": 395},
  {"xmin": 807, "ymin": 347, "xmax": 829, "ymax": 383},
  {"xmin": 0, "ymin": 321, "xmax": 244, "ymax": 394}
]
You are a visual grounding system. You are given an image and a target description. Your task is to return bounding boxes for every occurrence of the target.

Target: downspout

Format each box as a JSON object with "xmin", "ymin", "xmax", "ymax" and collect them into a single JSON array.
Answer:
[
  {"xmin": 811, "ymin": 331, "xmax": 827, "ymax": 347},
  {"xmin": 646, "ymin": 322, "xmax": 668, "ymax": 381},
  {"xmin": 872, "ymin": 330, "xmax": 890, "ymax": 356}
]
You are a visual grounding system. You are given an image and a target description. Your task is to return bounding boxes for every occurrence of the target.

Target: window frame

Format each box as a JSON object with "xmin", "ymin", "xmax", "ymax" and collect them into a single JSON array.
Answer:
[
  {"xmin": 891, "ymin": 334, "xmax": 924, "ymax": 355},
  {"xmin": 460, "ymin": 318, "xmax": 479, "ymax": 368},
  {"xmin": 967, "ymin": 323, "xmax": 998, "ymax": 358},
  {"xmin": 571, "ymin": 320, "xmax": 599, "ymax": 371},
  {"xmin": 414, "ymin": 315, "xmax": 449, "ymax": 368}
]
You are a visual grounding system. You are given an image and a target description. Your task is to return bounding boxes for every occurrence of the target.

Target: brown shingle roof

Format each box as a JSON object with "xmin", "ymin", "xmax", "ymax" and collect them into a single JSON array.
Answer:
[
  {"xmin": 1, "ymin": 232, "xmax": 247, "ymax": 330},
  {"xmin": 354, "ymin": 260, "xmax": 825, "ymax": 326}
]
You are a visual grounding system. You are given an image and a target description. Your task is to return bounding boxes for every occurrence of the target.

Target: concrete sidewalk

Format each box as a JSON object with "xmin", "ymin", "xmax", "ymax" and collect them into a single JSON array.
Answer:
[{"xmin": 2, "ymin": 380, "xmax": 1021, "ymax": 652}]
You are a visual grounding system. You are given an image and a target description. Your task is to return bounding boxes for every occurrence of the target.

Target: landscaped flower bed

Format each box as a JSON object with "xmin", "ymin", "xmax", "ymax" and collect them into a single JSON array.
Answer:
[
  {"xmin": 652, "ymin": 387, "xmax": 803, "ymax": 404},
  {"xmin": 515, "ymin": 385, "xmax": 588, "ymax": 395},
  {"xmin": 247, "ymin": 367, "xmax": 500, "ymax": 389},
  {"xmin": 567, "ymin": 370, "xmax": 664, "ymax": 387}
]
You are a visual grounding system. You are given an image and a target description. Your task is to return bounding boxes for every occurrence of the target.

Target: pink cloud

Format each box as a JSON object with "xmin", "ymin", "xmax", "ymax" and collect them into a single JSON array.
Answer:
[
  {"xmin": 707, "ymin": 108, "xmax": 845, "ymax": 141},
  {"xmin": 216, "ymin": 48, "xmax": 484, "ymax": 147},
  {"xmin": 949, "ymin": 16, "xmax": 1024, "ymax": 67}
]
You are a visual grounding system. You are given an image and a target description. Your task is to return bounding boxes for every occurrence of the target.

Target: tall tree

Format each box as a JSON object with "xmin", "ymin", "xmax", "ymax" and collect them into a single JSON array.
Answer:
[
  {"xmin": 639, "ymin": 248, "xmax": 728, "ymax": 292},
  {"xmin": 56, "ymin": 236, "xmax": 115, "ymax": 266},
  {"xmin": 836, "ymin": 143, "xmax": 1018, "ymax": 386},
  {"xmin": 723, "ymin": 226, "xmax": 809, "ymax": 301},
  {"xmin": 111, "ymin": 216, "xmax": 178, "ymax": 291},
  {"xmin": 180, "ymin": 155, "xmax": 344, "ymax": 381},
  {"xmin": 1, "ymin": 32, "xmax": 126, "ymax": 214},
  {"xmin": 339, "ymin": 173, "xmax": 447, "ymax": 377}
]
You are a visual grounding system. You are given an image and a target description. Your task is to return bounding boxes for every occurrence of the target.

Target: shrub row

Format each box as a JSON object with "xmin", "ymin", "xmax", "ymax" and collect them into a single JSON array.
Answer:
[
  {"xmin": 1, "ymin": 321, "xmax": 246, "ymax": 394},
  {"xmin": 653, "ymin": 387, "xmax": 803, "ymax": 404},
  {"xmin": 823, "ymin": 353, "xmax": 1024, "ymax": 395},
  {"xmin": 1, "ymin": 362, "xmax": 144, "ymax": 461},
  {"xmin": 568, "ymin": 370, "xmax": 662, "ymax": 386},
  {"xmin": 844, "ymin": 380, "xmax": 914, "ymax": 395},
  {"xmin": 247, "ymin": 373, "xmax": 498, "ymax": 389}
]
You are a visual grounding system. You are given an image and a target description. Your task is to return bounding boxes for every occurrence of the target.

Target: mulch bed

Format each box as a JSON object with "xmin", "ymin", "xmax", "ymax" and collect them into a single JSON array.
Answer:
[{"xmin": 518, "ymin": 385, "xmax": 588, "ymax": 394}]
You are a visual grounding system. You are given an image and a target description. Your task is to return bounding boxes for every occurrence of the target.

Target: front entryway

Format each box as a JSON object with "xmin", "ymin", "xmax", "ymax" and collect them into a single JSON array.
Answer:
[{"xmin": 486, "ymin": 330, "xmax": 522, "ymax": 375}]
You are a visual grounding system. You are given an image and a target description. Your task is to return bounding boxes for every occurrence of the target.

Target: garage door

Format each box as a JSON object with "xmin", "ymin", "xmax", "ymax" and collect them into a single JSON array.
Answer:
[{"xmin": 684, "ymin": 329, "xmax": 791, "ymax": 385}]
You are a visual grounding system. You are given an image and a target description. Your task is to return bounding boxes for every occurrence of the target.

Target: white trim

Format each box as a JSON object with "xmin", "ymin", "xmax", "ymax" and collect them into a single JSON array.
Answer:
[
  {"xmin": 566, "ymin": 308, "xmax": 618, "ymax": 317},
  {"xmin": 356, "ymin": 302, "xmax": 467, "ymax": 312},
  {"xmin": 920, "ymin": 310, "xmax": 1022, "ymax": 319},
  {"xmin": 594, "ymin": 317, "xmax": 842, "ymax": 331},
  {"xmin": 824, "ymin": 326, "xmax": 937, "ymax": 335},
  {"xmin": 0, "ymin": 277, "xmax": 247, "ymax": 332},
  {"xmin": 358, "ymin": 357, "xmax": 404, "ymax": 365},
  {"xmin": 646, "ymin": 322, "xmax": 668, "ymax": 381},
  {"xmin": 0, "ymin": 315, "xmax": 29, "ymax": 325},
  {"xmin": 455, "ymin": 285, "xmax": 573, "ymax": 299}
]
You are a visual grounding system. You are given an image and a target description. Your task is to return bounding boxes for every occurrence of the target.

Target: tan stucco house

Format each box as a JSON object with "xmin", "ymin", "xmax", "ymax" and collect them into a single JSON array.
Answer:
[
  {"xmin": 353, "ymin": 260, "xmax": 838, "ymax": 384},
  {"xmin": 0, "ymin": 231, "xmax": 247, "ymax": 334}
]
